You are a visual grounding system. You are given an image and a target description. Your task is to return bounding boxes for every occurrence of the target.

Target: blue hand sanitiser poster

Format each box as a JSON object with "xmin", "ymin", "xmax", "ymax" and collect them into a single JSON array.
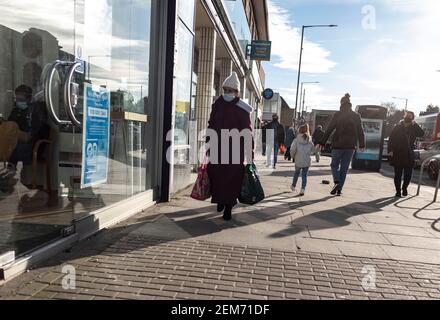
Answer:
[{"xmin": 81, "ymin": 83, "xmax": 110, "ymax": 189}]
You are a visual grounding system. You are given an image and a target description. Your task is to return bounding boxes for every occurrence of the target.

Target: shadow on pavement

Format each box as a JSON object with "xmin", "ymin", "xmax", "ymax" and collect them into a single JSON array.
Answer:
[{"xmin": 268, "ymin": 197, "xmax": 399, "ymax": 238}]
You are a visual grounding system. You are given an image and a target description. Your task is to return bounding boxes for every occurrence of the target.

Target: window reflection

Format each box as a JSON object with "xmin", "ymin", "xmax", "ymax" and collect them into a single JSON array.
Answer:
[
  {"xmin": 174, "ymin": 20, "xmax": 194, "ymax": 146},
  {"xmin": 221, "ymin": 0, "xmax": 252, "ymax": 58}
]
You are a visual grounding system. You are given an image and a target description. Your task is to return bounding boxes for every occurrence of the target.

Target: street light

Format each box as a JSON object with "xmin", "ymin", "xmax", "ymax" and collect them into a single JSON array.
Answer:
[
  {"xmin": 294, "ymin": 24, "xmax": 338, "ymax": 124},
  {"xmin": 299, "ymin": 81, "xmax": 320, "ymax": 121},
  {"xmin": 392, "ymin": 96, "xmax": 408, "ymax": 111}
]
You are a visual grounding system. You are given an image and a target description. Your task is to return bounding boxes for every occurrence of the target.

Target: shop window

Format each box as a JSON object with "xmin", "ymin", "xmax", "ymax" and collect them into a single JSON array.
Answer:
[{"xmin": 174, "ymin": 20, "xmax": 194, "ymax": 147}]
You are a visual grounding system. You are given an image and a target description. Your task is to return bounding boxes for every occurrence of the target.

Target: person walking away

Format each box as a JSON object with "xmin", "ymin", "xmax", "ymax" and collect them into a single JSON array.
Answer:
[
  {"xmin": 284, "ymin": 124, "xmax": 296, "ymax": 161},
  {"xmin": 312, "ymin": 125, "xmax": 325, "ymax": 163},
  {"xmin": 388, "ymin": 111, "xmax": 424, "ymax": 197},
  {"xmin": 318, "ymin": 94, "xmax": 365, "ymax": 196},
  {"xmin": 207, "ymin": 72, "xmax": 254, "ymax": 221},
  {"xmin": 261, "ymin": 121, "xmax": 267, "ymax": 156},
  {"xmin": 265, "ymin": 114, "xmax": 285, "ymax": 169},
  {"xmin": 290, "ymin": 124, "xmax": 315, "ymax": 196}
]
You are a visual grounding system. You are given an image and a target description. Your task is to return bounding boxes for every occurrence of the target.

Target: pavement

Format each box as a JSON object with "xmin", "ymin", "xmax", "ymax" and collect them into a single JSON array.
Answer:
[{"xmin": 1, "ymin": 155, "xmax": 440, "ymax": 300}]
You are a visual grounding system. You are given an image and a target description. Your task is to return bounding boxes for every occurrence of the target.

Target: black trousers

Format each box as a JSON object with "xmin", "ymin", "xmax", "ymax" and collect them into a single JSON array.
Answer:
[{"xmin": 394, "ymin": 165, "xmax": 413, "ymax": 192}]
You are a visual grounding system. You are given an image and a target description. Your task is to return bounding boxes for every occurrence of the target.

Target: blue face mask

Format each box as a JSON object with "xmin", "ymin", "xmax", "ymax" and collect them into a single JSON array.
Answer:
[
  {"xmin": 16, "ymin": 101, "xmax": 29, "ymax": 110},
  {"xmin": 223, "ymin": 94, "xmax": 236, "ymax": 102}
]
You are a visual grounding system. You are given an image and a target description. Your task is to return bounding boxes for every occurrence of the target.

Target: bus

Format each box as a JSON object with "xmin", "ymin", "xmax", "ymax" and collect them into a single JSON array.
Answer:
[{"xmin": 415, "ymin": 113, "xmax": 440, "ymax": 149}]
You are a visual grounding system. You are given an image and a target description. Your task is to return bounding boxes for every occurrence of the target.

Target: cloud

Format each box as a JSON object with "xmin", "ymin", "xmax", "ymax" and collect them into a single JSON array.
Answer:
[
  {"xmin": 267, "ymin": 1, "xmax": 337, "ymax": 73},
  {"xmin": 356, "ymin": 0, "xmax": 440, "ymax": 111}
]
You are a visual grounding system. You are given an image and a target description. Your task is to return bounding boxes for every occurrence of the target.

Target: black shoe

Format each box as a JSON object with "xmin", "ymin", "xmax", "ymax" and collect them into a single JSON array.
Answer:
[
  {"xmin": 331, "ymin": 184, "xmax": 340, "ymax": 195},
  {"xmin": 223, "ymin": 205, "xmax": 232, "ymax": 221},
  {"xmin": 217, "ymin": 204, "xmax": 225, "ymax": 212},
  {"xmin": 337, "ymin": 189, "xmax": 342, "ymax": 196},
  {"xmin": 402, "ymin": 189, "xmax": 408, "ymax": 197},
  {"xmin": 395, "ymin": 192, "xmax": 402, "ymax": 198}
]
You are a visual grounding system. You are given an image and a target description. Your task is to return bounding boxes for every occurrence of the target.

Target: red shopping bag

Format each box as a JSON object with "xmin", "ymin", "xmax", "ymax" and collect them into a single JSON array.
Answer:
[
  {"xmin": 190, "ymin": 156, "xmax": 211, "ymax": 201},
  {"xmin": 279, "ymin": 144, "xmax": 286, "ymax": 155}
]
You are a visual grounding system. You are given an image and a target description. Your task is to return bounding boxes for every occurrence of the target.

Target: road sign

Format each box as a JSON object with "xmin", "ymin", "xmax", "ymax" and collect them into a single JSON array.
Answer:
[
  {"xmin": 262, "ymin": 88, "xmax": 274, "ymax": 100},
  {"xmin": 247, "ymin": 41, "xmax": 272, "ymax": 61}
]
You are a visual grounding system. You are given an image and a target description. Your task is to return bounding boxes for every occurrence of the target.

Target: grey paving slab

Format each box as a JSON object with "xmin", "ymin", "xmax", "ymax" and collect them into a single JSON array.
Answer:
[
  {"xmin": 364, "ymin": 215, "xmax": 432, "ymax": 228},
  {"xmin": 383, "ymin": 234, "xmax": 440, "ymax": 251},
  {"xmin": 359, "ymin": 222, "xmax": 435, "ymax": 238},
  {"xmin": 130, "ymin": 215, "xmax": 192, "ymax": 240},
  {"xmin": 380, "ymin": 245, "xmax": 440, "ymax": 265},
  {"xmin": 333, "ymin": 241, "xmax": 391, "ymax": 260},
  {"xmin": 309, "ymin": 229, "xmax": 391, "ymax": 245},
  {"xmin": 295, "ymin": 237, "xmax": 342, "ymax": 255}
]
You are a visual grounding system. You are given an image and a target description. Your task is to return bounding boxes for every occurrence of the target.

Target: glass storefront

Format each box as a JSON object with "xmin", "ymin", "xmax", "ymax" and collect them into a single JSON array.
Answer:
[
  {"xmin": 171, "ymin": 0, "xmax": 195, "ymax": 193},
  {"xmin": 0, "ymin": 0, "xmax": 158, "ymax": 258}
]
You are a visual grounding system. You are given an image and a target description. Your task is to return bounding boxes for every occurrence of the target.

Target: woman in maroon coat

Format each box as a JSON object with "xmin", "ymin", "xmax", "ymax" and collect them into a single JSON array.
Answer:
[{"xmin": 207, "ymin": 72, "xmax": 254, "ymax": 220}]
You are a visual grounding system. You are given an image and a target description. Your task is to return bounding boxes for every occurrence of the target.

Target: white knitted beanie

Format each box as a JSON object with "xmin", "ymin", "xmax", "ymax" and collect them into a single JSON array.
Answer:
[{"xmin": 222, "ymin": 72, "xmax": 240, "ymax": 91}]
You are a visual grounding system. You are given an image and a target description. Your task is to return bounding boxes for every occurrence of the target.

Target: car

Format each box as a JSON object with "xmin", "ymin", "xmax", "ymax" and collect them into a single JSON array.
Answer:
[
  {"xmin": 427, "ymin": 157, "xmax": 440, "ymax": 180},
  {"xmin": 414, "ymin": 140, "xmax": 440, "ymax": 168}
]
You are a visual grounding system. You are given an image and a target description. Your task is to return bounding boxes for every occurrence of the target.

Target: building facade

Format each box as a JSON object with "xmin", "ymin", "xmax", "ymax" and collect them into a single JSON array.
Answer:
[
  {"xmin": 0, "ymin": 0, "xmax": 269, "ymax": 281},
  {"xmin": 280, "ymin": 97, "xmax": 294, "ymax": 129}
]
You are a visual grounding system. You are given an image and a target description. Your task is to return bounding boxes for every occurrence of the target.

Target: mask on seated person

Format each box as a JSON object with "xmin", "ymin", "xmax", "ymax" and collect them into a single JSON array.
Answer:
[{"xmin": 16, "ymin": 101, "xmax": 29, "ymax": 110}]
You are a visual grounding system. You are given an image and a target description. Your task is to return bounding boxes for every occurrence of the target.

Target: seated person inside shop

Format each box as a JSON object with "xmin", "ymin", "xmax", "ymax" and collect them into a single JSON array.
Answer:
[{"xmin": 6, "ymin": 85, "xmax": 50, "ymax": 175}]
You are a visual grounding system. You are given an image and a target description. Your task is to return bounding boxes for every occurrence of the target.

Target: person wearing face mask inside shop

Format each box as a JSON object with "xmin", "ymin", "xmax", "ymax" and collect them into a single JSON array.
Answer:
[
  {"xmin": 388, "ymin": 111, "xmax": 425, "ymax": 198},
  {"xmin": 206, "ymin": 72, "xmax": 255, "ymax": 221},
  {"xmin": 4, "ymin": 85, "xmax": 49, "ymax": 178}
]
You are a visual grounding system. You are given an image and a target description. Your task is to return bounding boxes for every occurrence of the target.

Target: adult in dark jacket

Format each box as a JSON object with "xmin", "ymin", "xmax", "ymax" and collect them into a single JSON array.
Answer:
[
  {"xmin": 207, "ymin": 72, "xmax": 254, "ymax": 221},
  {"xmin": 318, "ymin": 95, "xmax": 365, "ymax": 195},
  {"xmin": 312, "ymin": 125, "xmax": 325, "ymax": 145},
  {"xmin": 261, "ymin": 120, "xmax": 269, "ymax": 156},
  {"xmin": 265, "ymin": 114, "xmax": 285, "ymax": 169},
  {"xmin": 312, "ymin": 125, "xmax": 325, "ymax": 163},
  {"xmin": 388, "ymin": 111, "xmax": 425, "ymax": 197},
  {"xmin": 284, "ymin": 124, "xmax": 296, "ymax": 161}
]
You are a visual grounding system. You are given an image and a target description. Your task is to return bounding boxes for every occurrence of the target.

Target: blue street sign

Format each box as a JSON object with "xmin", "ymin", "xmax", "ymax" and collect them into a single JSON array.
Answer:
[{"xmin": 262, "ymin": 88, "xmax": 274, "ymax": 100}]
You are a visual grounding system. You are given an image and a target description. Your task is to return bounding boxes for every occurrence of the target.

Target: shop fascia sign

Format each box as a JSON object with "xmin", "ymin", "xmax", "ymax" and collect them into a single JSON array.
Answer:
[{"xmin": 246, "ymin": 40, "xmax": 272, "ymax": 61}]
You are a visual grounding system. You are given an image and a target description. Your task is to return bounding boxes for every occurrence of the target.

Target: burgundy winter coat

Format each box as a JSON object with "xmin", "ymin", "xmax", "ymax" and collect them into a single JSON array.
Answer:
[{"xmin": 207, "ymin": 96, "xmax": 254, "ymax": 206}]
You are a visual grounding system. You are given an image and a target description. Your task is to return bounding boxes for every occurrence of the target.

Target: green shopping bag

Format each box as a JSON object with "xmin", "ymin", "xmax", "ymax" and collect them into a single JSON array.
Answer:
[{"xmin": 238, "ymin": 163, "xmax": 265, "ymax": 205}]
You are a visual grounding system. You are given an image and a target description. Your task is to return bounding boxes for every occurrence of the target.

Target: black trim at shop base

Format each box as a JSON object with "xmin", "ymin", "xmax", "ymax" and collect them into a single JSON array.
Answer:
[{"xmin": 160, "ymin": 0, "xmax": 177, "ymax": 203}]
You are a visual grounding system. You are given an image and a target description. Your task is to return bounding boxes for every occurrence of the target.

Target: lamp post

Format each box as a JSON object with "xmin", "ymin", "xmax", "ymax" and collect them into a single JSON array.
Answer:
[
  {"xmin": 392, "ymin": 96, "xmax": 408, "ymax": 111},
  {"xmin": 299, "ymin": 81, "xmax": 320, "ymax": 121},
  {"xmin": 294, "ymin": 24, "xmax": 337, "ymax": 125}
]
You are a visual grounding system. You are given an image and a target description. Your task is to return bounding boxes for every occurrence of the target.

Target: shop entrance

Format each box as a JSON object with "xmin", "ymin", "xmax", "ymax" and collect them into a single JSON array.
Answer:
[{"xmin": 0, "ymin": 0, "xmax": 155, "ymax": 262}]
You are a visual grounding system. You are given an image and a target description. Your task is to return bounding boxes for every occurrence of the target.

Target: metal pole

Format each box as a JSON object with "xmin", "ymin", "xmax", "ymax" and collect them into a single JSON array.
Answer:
[
  {"xmin": 435, "ymin": 167, "xmax": 440, "ymax": 202},
  {"xmin": 299, "ymin": 82, "xmax": 304, "ymax": 122},
  {"xmin": 294, "ymin": 26, "xmax": 305, "ymax": 123},
  {"xmin": 302, "ymin": 88, "xmax": 306, "ymax": 119}
]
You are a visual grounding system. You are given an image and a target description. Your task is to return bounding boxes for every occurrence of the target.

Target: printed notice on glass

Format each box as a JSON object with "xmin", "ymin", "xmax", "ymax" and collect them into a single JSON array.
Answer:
[{"xmin": 81, "ymin": 83, "xmax": 110, "ymax": 189}]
